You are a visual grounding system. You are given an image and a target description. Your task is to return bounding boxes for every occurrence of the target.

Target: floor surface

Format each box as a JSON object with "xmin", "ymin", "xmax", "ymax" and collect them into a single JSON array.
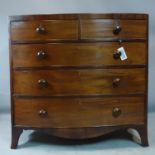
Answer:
[{"xmin": 0, "ymin": 112, "xmax": 155, "ymax": 155}]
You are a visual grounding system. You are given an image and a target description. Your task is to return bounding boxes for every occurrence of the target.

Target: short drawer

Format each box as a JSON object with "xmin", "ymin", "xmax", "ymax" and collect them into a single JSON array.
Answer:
[
  {"xmin": 12, "ymin": 42, "xmax": 147, "ymax": 68},
  {"xmin": 81, "ymin": 19, "xmax": 147, "ymax": 40},
  {"xmin": 13, "ymin": 68, "xmax": 146, "ymax": 96},
  {"xmin": 10, "ymin": 20, "xmax": 78, "ymax": 42},
  {"xmin": 14, "ymin": 96, "xmax": 145, "ymax": 128}
]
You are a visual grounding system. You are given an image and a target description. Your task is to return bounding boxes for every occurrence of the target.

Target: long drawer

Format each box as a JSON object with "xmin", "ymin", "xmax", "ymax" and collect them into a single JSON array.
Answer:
[
  {"xmin": 81, "ymin": 19, "xmax": 147, "ymax": 40},
  {"xmin": 14, "ymin": 96, "xmax": 145, "ymax": 128},
  {"xmin": 13, "ymin": 68, "xmax": 146, "ymax": 96},
  {"xmin": 10, "ymin": 20, "xmax": 78, "ymax": 41},
  {"xmin": 12, "ymin": 42, "xmax": 147, "ymax": 67}
]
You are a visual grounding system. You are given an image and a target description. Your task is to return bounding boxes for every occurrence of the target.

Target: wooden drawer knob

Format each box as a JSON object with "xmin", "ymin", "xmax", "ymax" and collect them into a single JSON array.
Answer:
[
  {"xmin": 113, "ymin": 25, "xmax": 122, "ymax": 35},
  {"xmin": 113, "ymin": 51, "xmax": 121, "ymax": 59},
  {"xmin": 36, "ymin": 25, "xmax": 46, "ymax": 34},
  {"xmin": 38, "ymin": 79, "xmax": 47, "ymax": 88},
  {"xmin": 113, "ymin": 78, "xmax": 121, "ymax": 87},
  {"xmin": 38, "ymin": 109, "xmax": 47, "ymax": 117},
  {"xmin": 112, "ymin": 107, "xmax": 121, "ymax": 118},
  {"xmin": 37, "ymin": 51, "xmax": 46, "ymax": 59}
]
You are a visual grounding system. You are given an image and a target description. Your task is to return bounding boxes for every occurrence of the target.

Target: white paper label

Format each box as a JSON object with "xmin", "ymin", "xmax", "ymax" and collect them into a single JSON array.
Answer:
[{"xmin": 117, "ymin": 47, "xmax": 127, "ymax": 61}]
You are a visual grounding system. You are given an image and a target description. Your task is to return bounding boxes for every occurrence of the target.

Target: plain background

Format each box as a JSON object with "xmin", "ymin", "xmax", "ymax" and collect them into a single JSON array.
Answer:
[{"xmin": 0, "ymin": 0, "xmax": 155, "ymax": 113}]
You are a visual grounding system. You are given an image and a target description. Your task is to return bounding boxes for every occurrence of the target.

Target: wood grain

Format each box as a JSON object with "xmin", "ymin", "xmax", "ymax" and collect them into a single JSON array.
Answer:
[
  {"xmin": 13, "ymin": 68, "xmax": 146, "ymax": 96},
  {"xmin": 12, "ymin": 42, "xmax": 147, "ymax": 67},
  {"xmin": 14, "ymin": 96, "xmax": 145, "ymax": 128},
  {"xmin": 10, "ymin": 13, "xmax": 148, "ymax": 148},
  {"xmin": 11, "ymin": 20, "xmax": 78, "ymax": 41},
  {"xmin": 10, "ymin": 13, "xmax": 148, "ymax": 21},
  {"xmin": 81, "ymin": 19, "xmax": 147, "ymax": 39}
]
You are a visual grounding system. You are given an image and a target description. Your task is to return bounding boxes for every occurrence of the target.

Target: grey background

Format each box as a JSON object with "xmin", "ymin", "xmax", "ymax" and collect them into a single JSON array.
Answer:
[{"xmin": 0, "ymin": 0, "xmax": 155, "ymax": 113}]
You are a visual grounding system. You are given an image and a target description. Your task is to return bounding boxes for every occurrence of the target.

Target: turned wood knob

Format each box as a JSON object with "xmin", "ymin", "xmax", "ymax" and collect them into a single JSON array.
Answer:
[
  {"xmin": 37, "ymin": 51, "xmax": 46, "ymax": 59},
  {"xmin": 112, "ymin": 107, "xmax": 121, "ymax": 118},
  {"xmin": 113, "ymin": 25, "xmax": 122, "ymax": 35},
  {"xmin": 36, "ymin": 25, "xmax": 46, "ymax": 34},
  {"xmin": 113, "ymin": 78, "xmax": 121, "ymax": 87},
  {"xmin": 38, "ymin": 109, "xmax": 47, "ymax": 117},
  {"xmin": 113, "ymin": 51, "xmax": 121, "ymax": 59},
  {"xmin": 38, "ymin": 79, "xmax": 47, "ymax": 88}
]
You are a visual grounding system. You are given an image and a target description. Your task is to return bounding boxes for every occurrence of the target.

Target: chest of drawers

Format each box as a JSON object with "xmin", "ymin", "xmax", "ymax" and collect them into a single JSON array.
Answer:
[{"xmin": 9, "ymin": 14, "xmax": 149, "ymax": 149}]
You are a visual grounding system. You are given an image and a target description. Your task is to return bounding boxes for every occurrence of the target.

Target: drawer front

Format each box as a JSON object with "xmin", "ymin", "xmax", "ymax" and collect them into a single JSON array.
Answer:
[
  {"xmin": 11, "ymin": 20, "xmax": 78, "ymax": 41},
  {"xmin": 14, "ymin": 97, "xmax": 145, "ymax": 128},
  {"xmin": 13, "ymin": 68, "xmax": 146, "ymax": 96},
  {"xmin": 12, "ymin": 42, "xmax": 147, "ymax": 67},
  {"xmin": 81, "ymin": 19, "xmax": 147, "ymax": 40}
]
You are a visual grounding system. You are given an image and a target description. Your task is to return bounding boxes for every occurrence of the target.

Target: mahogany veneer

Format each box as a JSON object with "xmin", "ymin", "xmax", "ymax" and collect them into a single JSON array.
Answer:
[{"xmin": 9, "ymin": 13, "xmax": 149, "ymax": 149}]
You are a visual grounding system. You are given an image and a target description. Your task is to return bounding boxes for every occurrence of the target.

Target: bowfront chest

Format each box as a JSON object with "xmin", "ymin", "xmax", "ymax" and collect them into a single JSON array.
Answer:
[{"xmin": 9, "ymin": 13, "xmax": 149, "ymax": 149}]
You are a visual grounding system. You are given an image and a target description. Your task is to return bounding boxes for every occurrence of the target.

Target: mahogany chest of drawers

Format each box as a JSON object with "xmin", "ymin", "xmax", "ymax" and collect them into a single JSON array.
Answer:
[{"xmin": 9, "ymin": 13, "xmax": 149, "ymax": 149}]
